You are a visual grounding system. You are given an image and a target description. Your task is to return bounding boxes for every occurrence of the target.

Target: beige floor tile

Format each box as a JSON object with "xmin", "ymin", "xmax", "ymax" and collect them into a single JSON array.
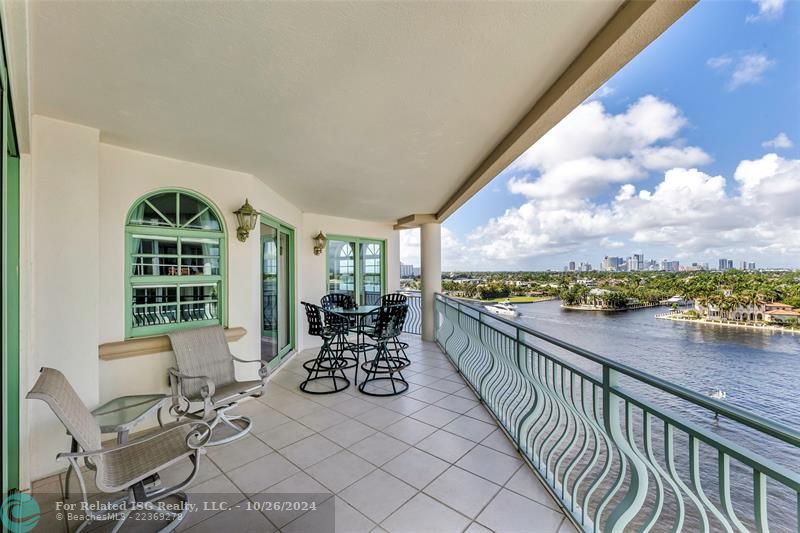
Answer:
[
  {"xmin": 278, "ymin": 433, "xmax": 342, "ymax": 469},
  {"xmin": 381, "ymin": 493, "xmax": 470, "ymax": 533},
  {"xmin": 477, "ymin": 489, "xmax": 564, "ymax": 533},
  {"xmin": 423, "ymin": 466, "xmax": 500, "ymax": 519},
  {"xmin": 456, "ymin": 445, "xmax": 522, "ymax": 485},
  {"xmin": 305, "ymin": 450, "xmax": 376, "ymax": 493},
  {"xmin": 339, "ymin": 470, "xmax": 416, "ymax": 524},
  {"xmin": 381, "ymin": 448, "xmax": 449, "ymax": 490},
  {"xmin": 415, "ymin": 430, "xmax": 476, "ymax": 463},
  {"xmin": 226, "ymin": 452, "xmax": 299, "ymax": 494}
]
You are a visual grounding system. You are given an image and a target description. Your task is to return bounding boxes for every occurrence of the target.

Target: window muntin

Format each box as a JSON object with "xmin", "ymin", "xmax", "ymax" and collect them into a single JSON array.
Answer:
[
  {"xmin": 360, "ymin": 242, "xmax": 383, "ymax": 305},
  {"xmin": 126, "ymin": 191, "xmax": 225, "ymax": 337},
  {"xmin": 326, "ymin": 237, "xmax": 385, "ymax": 305},
  {"xmin": 327, "ymin": 240, "xmax": 356, "ymax": 300}
]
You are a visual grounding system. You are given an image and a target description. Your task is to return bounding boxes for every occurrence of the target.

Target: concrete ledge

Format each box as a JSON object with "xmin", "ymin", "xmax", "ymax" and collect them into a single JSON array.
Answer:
[{"xmin": 99, "ymin": 326, "xmax": 247, "ymax": 360}]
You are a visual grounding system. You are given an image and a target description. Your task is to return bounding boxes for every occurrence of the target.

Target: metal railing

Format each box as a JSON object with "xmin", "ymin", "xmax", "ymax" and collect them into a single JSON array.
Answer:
[
  {"xmin": 434, "ymin": 293, "xmax": 799, "ymax": 532},
  {"xmin": 400, "ymin": 291, "xmax": 422, "ymax": 335}
]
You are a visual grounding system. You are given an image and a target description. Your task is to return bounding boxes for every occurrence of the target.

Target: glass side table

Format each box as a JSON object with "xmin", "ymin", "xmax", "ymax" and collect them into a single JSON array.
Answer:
[
  {"xmin": 91, "ymin": 394, "xmax": 169, "ymax": 444},
  {"xmin": 64, "ymin": 394, "xmax": 169, "ymax": 499}
]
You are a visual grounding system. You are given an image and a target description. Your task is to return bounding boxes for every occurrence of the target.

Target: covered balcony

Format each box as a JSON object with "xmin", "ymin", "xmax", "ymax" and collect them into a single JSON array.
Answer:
[{"xmin": 1, "ymin": 0, "xmax": 797, "ymax": 532}]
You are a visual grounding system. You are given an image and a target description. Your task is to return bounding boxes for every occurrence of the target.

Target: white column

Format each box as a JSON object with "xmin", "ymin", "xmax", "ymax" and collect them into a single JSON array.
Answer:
[{"xmin": 420, "ymin": 222, "xmax": 441, "ymax": 341}]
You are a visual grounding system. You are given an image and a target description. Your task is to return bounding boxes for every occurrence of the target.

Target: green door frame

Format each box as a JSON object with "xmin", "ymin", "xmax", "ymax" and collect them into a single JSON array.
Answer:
[
  {"xmin": 260, "ymin": 213, "xmax": 295, "ymax": 368},
  {"xmin": 1, "ymin": 15, "xmax": 21, "ymax": 496},
  {"xmin": 325, "ymin": 234, "xmax": 387, "ymax": 305}
]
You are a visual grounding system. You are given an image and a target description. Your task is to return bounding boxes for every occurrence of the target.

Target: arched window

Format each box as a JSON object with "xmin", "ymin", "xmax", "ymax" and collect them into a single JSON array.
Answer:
[{"xmin": 125, "ymin": 190, "xmax": 226, "ymax": 337}]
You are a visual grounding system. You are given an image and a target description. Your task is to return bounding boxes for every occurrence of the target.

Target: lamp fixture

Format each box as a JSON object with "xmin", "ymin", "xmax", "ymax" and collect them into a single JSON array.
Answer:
[
  {"xmin": 313, "ymin": 231, "xmax": 328, "ymax": 255},
  {"xmin": 233, "ymin": 199, "xmax": 258, "ymax": 242}
]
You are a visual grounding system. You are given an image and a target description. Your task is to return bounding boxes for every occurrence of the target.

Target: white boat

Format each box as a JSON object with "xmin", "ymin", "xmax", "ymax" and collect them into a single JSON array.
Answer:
[
  {"xmin": 485, "ymin": 300, "xmax": 520, "ymax": 317},
  {"xmin": 709, "ymin": 389, "xmax": 727, "ymax": 400}
]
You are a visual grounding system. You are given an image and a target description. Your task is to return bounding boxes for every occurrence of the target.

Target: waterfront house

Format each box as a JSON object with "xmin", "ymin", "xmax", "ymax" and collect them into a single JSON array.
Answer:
[
  {"xmin": 765, "ymin": 306, "xmax": 800, "ymax": 324},
  {"xmin": 2, "ymin": 1, "xmax": 798, "ymax": 532}
]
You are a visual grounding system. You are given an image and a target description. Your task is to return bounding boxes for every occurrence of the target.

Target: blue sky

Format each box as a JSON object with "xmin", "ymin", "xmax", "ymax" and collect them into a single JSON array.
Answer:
[{"xmin": 401, "ymin": 0, "xmax": 800, "ymax": 271}]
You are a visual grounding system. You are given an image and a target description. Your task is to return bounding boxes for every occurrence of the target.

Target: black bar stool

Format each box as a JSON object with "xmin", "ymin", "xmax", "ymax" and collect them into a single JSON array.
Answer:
[
  {"xmin": 321, "ymin": 293, "xmax": 359, "ymax": 369},
  {"xmin": 359, "ymin": 304, "xmax": 409, "ymax": 396},
  {"xmin": 300, "ymin": 302, "xmax": 350, "ymax": 394},
  {"xmin": 381, "ymin": 294, "xmax": 410, "ymax": 365}
]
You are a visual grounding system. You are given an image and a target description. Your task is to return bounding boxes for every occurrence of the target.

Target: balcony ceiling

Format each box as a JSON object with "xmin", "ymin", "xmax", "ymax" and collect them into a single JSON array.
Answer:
[{"xmin": 31, "ymin": 1, "xmax": 624, "ymax": 222}]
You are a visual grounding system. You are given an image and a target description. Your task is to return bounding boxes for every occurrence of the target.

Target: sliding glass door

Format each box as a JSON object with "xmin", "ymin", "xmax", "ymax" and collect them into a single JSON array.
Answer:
[
  {"xmin": 261, "ymin": 216, "xmax": 294, "ymax": 367},
  {"xmin": 327, "ymin": 236, "xmax": 385, "ymax": 305}
]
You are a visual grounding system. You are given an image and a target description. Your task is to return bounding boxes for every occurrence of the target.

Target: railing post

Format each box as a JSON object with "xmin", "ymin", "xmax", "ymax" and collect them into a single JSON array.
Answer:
[{"xmin": 602, "ymin": 366, "xmax": 649, "ymax": 532}]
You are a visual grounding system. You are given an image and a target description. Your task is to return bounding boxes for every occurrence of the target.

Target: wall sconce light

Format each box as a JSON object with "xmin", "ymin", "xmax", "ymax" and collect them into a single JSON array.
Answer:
[
  {"xmin": 313, "ymin": 231, "xmax": 328, "ymax": 255},
  {"xmin": 233, "ymin": 199, "xmax": 258, "ymax": 242}
]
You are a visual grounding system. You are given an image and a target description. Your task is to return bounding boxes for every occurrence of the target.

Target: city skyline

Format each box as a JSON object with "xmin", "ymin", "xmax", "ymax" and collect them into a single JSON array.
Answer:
[{"xmin": 401, "ymin": 0, "xmax": 800, "ymax": 271}]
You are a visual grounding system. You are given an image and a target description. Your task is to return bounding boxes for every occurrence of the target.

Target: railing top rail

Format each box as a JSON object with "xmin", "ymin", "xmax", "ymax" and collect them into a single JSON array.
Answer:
[{"xmin": 435, "ymin": 292, "xmax": 800, "ymax": 448}]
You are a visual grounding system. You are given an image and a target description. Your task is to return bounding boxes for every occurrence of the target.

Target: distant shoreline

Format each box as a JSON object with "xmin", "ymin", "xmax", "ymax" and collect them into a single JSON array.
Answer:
[
  {"xmin": 561, "ymin": 302, "xmax": 662, "ymax": 312},
  {"xmin": 655, "ymin": 313, "xmax": 799, "ymax": 334},
  {"xmin": 458, "ymin": 296, "xmax": 556, "ymax": 304}
]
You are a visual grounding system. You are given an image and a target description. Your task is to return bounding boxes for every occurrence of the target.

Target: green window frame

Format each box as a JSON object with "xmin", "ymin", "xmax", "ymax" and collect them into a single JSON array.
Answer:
[
  {"xmin": 125, "ymin": 189, "xmax": 227, "ymax": 338},
  {"xmin": 326, "ymin": 235, "xmax": 386, "ymax": 305}
]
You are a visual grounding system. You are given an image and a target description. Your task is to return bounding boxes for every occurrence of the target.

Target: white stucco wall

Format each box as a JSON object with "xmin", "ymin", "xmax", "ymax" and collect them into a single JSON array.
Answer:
[
  {"xmin": 299, "ymin": 213, "xmax": 400, "ymax": 349},
  {"xmin": 96, "ymin": 144, "xmax": 305, "ymax": 403},
  {"xmin": 22, "ymin": 115, "xmax": 401, "ymax": 482},
  {"xmin": 27, "ymin": 116, "xmax": 100, "ymax": 483}
]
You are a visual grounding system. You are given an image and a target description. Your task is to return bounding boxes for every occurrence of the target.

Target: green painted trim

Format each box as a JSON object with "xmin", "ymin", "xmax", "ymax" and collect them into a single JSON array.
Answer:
[
  {"xmin": 260, "ymin": 213, "xmax": 296, "ymax": 369},
  {"xmin": 1, "ymin": 71, "xmax": 20, "ymax": 493},
  {"xmin": 325, "ymin": 234, "xmax": 387, "ymax": 305},
  {"xmin": 125, "ymin": 189, "xmax": 228, "ymax": 339}
]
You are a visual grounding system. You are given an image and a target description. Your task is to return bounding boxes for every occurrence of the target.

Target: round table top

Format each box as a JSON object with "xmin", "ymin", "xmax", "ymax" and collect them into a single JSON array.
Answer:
[{"xmin": 329, "ymin": 305, "xmax": 379, "ymax": 315}]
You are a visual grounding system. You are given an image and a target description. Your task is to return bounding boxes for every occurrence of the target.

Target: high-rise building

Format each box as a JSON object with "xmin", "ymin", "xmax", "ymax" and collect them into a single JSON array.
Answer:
[
  {"xmin": 740, "ymin": 261, "xmax": 747, "ymax": 270},
  {"xmin": 727, "ymin": 259, "xmax": 734, "ymax": 270},
  {"xmin": 601, "ymin": 256, "xmax": 623, "ymax": 271},
  {"xmin": 748, "ymin": 262, "xmax": 756, "ymax": 271},
  {"xmin": 568, "ymin": 261, "xmax": 576, "ymax": 271},
  {"xmin": 633, "ymin": 253, "xmax": 644, "ymax": 271},
  {"xmin": 719, "ymin": 258, "xmax": 728, "ymax": 271},
  {"xmin": 400, "ymin": 262, "xmax": 415, "ymax": 278}
]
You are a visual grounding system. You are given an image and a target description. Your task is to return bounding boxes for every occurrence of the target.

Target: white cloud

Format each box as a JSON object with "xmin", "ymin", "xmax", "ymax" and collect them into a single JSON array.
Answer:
[
  {"xmin": 634, "ymin": 146, "xmax": 713, "ymax": 171},
  {"xmin": 707, "ymin": 55, "xmax": 732, "ymax": 69},
  {"xmin": 707, "ymin": 53, "xmax": 775, "ymax": 90},
  {"xmin": 440, "ymin": 96, "xmax": 800, "ymax": 270},
  {"xmin": 588, "ymin": 84, "xmax": 615, "ymax": 100},
  {"xmin": 735, "ymin": 153, "xmax": 800, "ymax": 216},
  {"xmin": 508, "ymin": 157, "xmax": 642, "ymax": 199},
  {"xmin": 729, "ymin": 54, "xmax": 774, "ymax": 89},
  {"xmin": 512, "ymin": 96, "xmax": 688, "ymax": 172},
  {"xmin": 450, "ymin": 157, "xmax": 800, "ymax": 267},
  {"xmin": 507, "ymin": 96, "xmax": 707, "ymax": 202},
  {"xmin": 746, "ymin": 0, "xmax": 785, "ymax": 22},
  {"xmin": 400, "ymin": 228, "xmax": 420, "ymax": 266},
  {"xmin": 762, "ymin": 132, "xmax": 793, "ymax": 150}
]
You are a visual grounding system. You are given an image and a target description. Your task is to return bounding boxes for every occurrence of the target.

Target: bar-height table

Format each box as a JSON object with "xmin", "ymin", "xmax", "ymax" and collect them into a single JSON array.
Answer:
[{"xmin": 329, "ymin": 305, "xmax": 379, "ymax": 386}]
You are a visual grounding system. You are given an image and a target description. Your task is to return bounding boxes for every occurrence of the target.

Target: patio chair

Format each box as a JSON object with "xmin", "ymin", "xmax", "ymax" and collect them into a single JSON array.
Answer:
[
  {"xmin": 321, "ymin": 292, "xmax": 359, "ymax": 365},
  {"xmin": 381, "ymin": 293, "xmax": 410, "ymax": 364},
  {"xmin": 321, "ymin": 292, "xmax": 356, "ymax": 310},
  {"xmin": 168, "ymin": 325, "xmax": 268, "ymax": 446},
  {"xmin": 27, "ymin": 367, "xmax": 211, "ymax": 533},
  {"xmin": 301, "ymin": 302, "xmax": 351, "ymax": 393},
  {"xmin": 359, "ymin": 303, "xmax": 409, "ymax": 396}
]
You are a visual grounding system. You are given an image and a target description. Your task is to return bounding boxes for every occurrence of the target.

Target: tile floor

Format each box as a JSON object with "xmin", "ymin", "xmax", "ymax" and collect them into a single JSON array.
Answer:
[{"xmin": 31, "ymin": 335, "xmax": 577, "ymax": 533}]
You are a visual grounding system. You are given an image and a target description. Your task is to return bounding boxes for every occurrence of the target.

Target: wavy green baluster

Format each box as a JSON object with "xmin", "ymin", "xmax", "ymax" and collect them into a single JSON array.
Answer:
[
  {"xmin": 665, "ymin": 423, "xmax": 709, "ymax": 532},
  {"xmin": 689, "ymin": 435, "xmax": 734, "ymax": 532},
  {"xmin": 718, "ymin": 452, "xmax": 748, "ymax": 533}
]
